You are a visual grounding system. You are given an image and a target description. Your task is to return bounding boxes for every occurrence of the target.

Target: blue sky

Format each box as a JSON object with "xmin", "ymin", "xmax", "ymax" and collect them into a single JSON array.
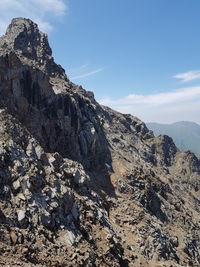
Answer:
[{"xmin": 1, "ymin": 0, "xmax": 200, "ymax": 123}]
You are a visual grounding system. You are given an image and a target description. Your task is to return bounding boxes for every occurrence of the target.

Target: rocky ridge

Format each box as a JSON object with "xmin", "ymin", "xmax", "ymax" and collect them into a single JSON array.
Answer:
[{"xmin": 0, "ymin": 18, "xmax": 199, "ymax": 266}]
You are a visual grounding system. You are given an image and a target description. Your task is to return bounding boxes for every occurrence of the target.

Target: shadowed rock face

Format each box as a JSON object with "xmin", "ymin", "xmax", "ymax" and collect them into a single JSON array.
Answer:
[
  {"xmin": 5, "ymin": 18, "xmax": 52, "ymax": 58},
  {"xmin": 0, "ymin": 18, "xmax": 200, "ymax": 267},
  {"xmin": 0, "ymin": 18, "xmax": 112, "ymax": 170},
  {"xmin": 0, "ymin": 18, "xmax": 66, "ymax": 79}
]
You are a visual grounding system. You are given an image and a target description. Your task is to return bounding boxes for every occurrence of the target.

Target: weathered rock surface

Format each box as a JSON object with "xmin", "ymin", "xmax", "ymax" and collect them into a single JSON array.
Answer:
[{"xmin": 0, "ymin": 18, "xmax": 200, "ymax": 266}]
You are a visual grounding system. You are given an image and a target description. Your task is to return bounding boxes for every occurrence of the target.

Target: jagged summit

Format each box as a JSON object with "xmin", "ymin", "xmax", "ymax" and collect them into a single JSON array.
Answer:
[
  {"xmin": 0, "ymin": 18, "xmax": 66, "ymax": 78},
  {"xmin": 4, "ymin": 18, "xmax": 52, "ymax": 57}
]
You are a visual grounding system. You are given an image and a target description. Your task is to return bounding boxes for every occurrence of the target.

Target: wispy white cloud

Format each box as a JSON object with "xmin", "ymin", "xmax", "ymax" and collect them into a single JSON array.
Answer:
[
  {"xmin": 100, "ymin": 86, "xmax": 200, "ymax": 106},
  {"xmin": 32, "ymin": 0, "xmax": 66, "ymax": 16},
  {"xmin": 0, "ymin": 0, "xmax": 67, "ymax": 34},
  {"xmin": 70, "ymin": 68, "xmax": 103, "ymax": 80},
  {"xmin": 99, "ymin": 86, "xmax": 200, "ymax": 124},
  {"xmin": 173, "ymin": 70, "xmax": 200, "ymax": 82},
  {"xmin": 69, "ymin": 64, "xmax": 89, "ymax": 73}
]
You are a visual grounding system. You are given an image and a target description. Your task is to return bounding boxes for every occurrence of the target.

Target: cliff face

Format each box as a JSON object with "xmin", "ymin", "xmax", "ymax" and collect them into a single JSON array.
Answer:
[
  {"xmin": 0, "ymin": 18, "xmax": 111, "ymax": 170},
  {"xmin": 0, "ymin": 18, "xmax": 200, "ymax": 267}
]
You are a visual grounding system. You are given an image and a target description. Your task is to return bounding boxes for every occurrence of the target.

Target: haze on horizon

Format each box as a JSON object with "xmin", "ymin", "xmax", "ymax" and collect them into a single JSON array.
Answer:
[{"xmin": 1, "ymin": 0, "xmax": 200, "ymax": 124}]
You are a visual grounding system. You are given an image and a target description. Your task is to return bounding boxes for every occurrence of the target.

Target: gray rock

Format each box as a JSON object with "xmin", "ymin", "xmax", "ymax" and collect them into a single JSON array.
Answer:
[
  {"xmin": 0, "ymin": 18, "xmax": 199, "ymax": 267},
  {"xmin": 17, "ymin": 209, "xmax": 26, "ymax": 221}
]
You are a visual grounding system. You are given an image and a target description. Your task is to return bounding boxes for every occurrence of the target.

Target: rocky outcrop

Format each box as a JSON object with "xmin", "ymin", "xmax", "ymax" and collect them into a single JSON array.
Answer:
[
  {"xmin": 0, "ymin": 18, "xmax": 200, "ymax": 266},
  {"xmin": 0, "ymin": 18, "xmax": 111, "ymax": 170},
  {"xmin": 0, "ymin": 18, "xmax": 66, "ymax": 79}
]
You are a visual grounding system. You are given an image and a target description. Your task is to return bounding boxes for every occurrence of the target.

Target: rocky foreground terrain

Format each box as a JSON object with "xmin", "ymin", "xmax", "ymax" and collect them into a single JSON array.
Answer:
[{"xmin": 0, "ymin": 18, "xmax": 199, "ymax": 267}]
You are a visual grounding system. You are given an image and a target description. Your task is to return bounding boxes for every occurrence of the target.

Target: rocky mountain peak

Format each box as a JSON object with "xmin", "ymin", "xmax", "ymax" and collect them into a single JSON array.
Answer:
[
  {"xmin": 1, "ymin": 18, "xmax": 51, "ymax": 59},
  {"xmin": 0, "ymin": 18, "xmax": 66, "ymax": 78},
  {"xmin": 0, "ymin": 18, "xmax": 200, "ymax": 267}
]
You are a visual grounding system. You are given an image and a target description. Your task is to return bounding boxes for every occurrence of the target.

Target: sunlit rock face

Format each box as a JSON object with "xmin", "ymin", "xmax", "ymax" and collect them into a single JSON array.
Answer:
[{"xmin": 0, "ymin": 18, "xmax": 199, "ymax": 267}]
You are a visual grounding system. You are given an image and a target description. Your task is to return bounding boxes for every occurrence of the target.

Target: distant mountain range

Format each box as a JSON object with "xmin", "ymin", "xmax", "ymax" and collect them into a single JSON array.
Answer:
[{"xmin": 147, "ymin": 121, "xmax": 200, "ymax": 158}]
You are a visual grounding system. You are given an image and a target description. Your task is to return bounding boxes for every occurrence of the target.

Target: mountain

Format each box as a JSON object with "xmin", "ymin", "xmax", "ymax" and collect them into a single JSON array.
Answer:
[
  {"xmin": 0, "ymin": 18, "xmax": 200, "ymax": 267},
  {"xmin": 147, "ymin": 121, "xmax": 200, "ymax": 158}
]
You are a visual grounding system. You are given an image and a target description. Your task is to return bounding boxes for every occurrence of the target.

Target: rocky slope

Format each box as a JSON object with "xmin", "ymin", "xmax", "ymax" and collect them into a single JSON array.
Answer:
[{"xmin": 0, "ymin": 18, "xmax": 199, "ymax": 267}]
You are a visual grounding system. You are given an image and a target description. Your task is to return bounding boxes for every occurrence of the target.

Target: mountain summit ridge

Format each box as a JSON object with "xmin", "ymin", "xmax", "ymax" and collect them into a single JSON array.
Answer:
[
  {"xmin": 0, "ymin": 18, "xmax": 200, "ymax": 266},
  {"xmin": 147, "ymin": 121, "xmax": 200, "ymax": 158}
]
